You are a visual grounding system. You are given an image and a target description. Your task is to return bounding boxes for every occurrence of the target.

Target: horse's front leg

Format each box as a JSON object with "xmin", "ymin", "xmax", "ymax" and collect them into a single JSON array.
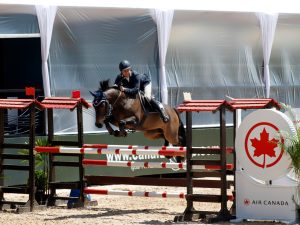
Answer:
[
  {"xmin": 104, "ymin": 120, "xmax": 117, "ymax": 136},
  {"xmin": 117, "ymin": 116, "xmax": 138, "ymax": 137},
  {"xmin": 104, "ymin": 121, "xmax": 126, "ymax": 137}
]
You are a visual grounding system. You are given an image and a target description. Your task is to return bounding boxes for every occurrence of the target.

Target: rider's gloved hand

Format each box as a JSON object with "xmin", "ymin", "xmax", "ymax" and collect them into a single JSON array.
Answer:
[{"xmin": 120, "ymin": 86, "xmax": 125, "ymax": 92}]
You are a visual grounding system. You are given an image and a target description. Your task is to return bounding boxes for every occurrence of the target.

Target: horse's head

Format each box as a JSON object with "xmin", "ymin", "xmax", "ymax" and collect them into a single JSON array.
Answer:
[
  {"xmin": 90, "ymin": 89, "xmax": 111, "ymax": 128},
  {"xmin": 90, "ymin": 79, "xmax": 122, "ymax": 128}
]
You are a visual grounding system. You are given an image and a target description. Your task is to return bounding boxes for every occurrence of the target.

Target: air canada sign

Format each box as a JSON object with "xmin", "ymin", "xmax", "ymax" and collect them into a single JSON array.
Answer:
[
  {"xmin": 244, "ymin": 198, "xmax": 289, "ymax": 207},
  {"xmin": 235, "ymin": 109, "xmax": 298, "ymax": 222},
  {"xmin": 235, "ymin": 109, "xmax": 294, "ymax": 181}
]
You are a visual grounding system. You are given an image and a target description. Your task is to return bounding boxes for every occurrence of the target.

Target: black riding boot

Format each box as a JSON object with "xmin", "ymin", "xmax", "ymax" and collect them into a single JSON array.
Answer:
[{"xmin": 151, "ymin": 99, "xmax": 170, "ymax": 123}]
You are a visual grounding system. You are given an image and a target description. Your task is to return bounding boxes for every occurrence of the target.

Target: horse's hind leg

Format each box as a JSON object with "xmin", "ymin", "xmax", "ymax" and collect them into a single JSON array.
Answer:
[
  {"xmin": 164, "ymin": 139, "xmax": 169, "ymax": 146},
  {"xmin": 163, "ymin": 128, "xmax": 180, "ymax": 146},
  {"xmin": 163, "ymin": 110, "xmax": 185, "ymax": 147},
  {"xmin": 143, "ymin": 130, "xmax": 164, "ymax": 140},
  {"xmin": 163, "ymin": 121, "xmax": 186, "ymax": 163}
]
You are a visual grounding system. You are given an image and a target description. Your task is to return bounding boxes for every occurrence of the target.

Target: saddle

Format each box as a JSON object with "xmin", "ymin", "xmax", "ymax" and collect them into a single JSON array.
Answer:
[{"xmin": 138, "ymin": 92, "xmax": 155, "ymax": 114}]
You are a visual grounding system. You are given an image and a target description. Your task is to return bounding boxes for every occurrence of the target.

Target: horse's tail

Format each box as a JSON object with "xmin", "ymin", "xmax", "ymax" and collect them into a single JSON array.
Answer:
[{"xmin": 174, "ymin": 108, "xmax": 186, "ymax": 147}]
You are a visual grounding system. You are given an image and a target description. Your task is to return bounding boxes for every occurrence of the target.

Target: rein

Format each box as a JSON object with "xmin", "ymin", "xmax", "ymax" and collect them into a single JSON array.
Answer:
[
  {"xmin": 92, "ymin": 88, "xmax": 124, "ymax": 123},
  {"xmin": 112, "ymin": 89, "xmax": 122, "ymax": 106},
  {"xmin": 104, "ymin": 89, "xmax": 123, "ymax": 119}
]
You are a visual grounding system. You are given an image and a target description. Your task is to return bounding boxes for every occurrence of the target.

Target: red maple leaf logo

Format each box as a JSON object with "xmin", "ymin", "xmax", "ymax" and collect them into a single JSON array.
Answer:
[
  {"xmin": 245, "ymin": 122, "xmax": 284, "ymax": 168},
  {"xmin": 244, "ymin": 198, "xmax": 251, "ymax": 206},
  {"xmin": 250, "ymin": 128, "xmax": 279, "ymax": 162}
]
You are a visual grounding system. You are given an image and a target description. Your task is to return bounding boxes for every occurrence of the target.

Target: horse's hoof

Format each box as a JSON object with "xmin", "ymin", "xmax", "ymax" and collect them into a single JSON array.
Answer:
[
  {"xmin": 114, "ymin": 130, "xmax": 120, "ymax": 137},
  {"xmin": 120, "ymin": 131, "xmax": 128, "ymax": 137},
  {"xmin": 175, "ymin": 156, "xmax": 185, "ymax": 163}
]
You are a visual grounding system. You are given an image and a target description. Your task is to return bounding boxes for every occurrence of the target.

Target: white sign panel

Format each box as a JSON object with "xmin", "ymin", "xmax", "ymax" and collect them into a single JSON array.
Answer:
[{"xmin": 235, "ymin": 109, "xmax": 296, "ymax": 181}]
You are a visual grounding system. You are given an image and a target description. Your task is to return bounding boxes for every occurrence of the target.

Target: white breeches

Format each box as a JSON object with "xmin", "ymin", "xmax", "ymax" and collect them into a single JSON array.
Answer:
[{"xmin": 144, "ymin": 83, "xmax": 152, "ymax": 100}]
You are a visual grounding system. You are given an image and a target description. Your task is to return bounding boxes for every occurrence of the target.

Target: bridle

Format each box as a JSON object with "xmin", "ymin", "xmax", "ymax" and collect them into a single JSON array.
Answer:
[
  {"xmin": 93, "ymin": 93, "xmax": 112, "ymax": 119},
  {"xmin": 93, "ymin": 89, "xmax": 122, "ymax": 119}
]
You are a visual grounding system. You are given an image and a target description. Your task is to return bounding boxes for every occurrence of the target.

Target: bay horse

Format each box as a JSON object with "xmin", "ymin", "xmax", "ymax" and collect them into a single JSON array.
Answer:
[{"xmin": 90, "ymin": 80, "xmax": 186, "ymax": 147}]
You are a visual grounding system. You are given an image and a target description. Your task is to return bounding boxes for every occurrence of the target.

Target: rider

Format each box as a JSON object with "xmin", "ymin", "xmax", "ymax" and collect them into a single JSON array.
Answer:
[{"xmin": 114, "ymin": 60, "xmax": 169, "ymax": 123}]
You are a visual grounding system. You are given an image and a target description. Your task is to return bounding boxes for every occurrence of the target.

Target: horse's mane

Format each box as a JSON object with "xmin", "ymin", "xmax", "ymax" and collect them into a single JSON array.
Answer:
[
  {"xmin": 99, "ymin": 79, "xmax": 110, "ymax": 91},
  {"xmin": 99, "ymin": 79, "xmax": 119, "ymax": 91}
]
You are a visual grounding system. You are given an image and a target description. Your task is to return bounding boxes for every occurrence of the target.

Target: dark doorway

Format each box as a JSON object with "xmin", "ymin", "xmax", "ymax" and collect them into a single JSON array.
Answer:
[
  {"xmin": 0, "ymin": 38, "xmax": 43, "ymax": 96},
  {"xmin": 0, "ymin": 37, "xmax": 45, "ymax": 136}
]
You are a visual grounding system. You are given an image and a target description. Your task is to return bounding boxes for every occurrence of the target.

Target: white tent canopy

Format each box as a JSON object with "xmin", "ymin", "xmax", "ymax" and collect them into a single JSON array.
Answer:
[
  {"xmin": 0, "ymin": 2, "xmax": 299, "ymax": 133},
  {"xmin": 0, "ymin": 0, "xmax": 299, "ymax": 13}
]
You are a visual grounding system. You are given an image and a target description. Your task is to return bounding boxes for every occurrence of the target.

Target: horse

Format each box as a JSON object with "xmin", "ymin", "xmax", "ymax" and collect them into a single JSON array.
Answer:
[{"xmin": 90, "ymin": 80, "xmax": 186, "ymax": 148}]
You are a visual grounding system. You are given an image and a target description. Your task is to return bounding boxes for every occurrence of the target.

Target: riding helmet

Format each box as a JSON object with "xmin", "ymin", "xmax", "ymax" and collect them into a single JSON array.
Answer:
[{"xmin": 119, "ymin": 60, "xmax": 131, "ymax": 71}]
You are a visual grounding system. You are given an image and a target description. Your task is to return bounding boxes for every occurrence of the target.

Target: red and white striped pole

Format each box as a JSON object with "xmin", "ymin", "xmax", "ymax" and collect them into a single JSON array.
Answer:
[
  {"xmin": 83, "ymin": 144, "xmax": 186, "ymax": 151},
  {"xmin": 82, "ymin": 159, "xmax": 233, "ymax": 170},
  {"xmin": 35, "ymin": 146, "xmax": 186, "ymax": 156},
  {"xmin": 84, "ymin": 188, "xmax": 234, "ymax": 201},
  {"xmin": 35, "ymin": 145, "xmax": 233, "ymax": 156},
  {"xmin": 82, "ymin": 159, "xmax": 185, "ymax": 169},
  {"xmin": 84, "ymin": 188, "xmax": 185, "ymax": 199}
]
